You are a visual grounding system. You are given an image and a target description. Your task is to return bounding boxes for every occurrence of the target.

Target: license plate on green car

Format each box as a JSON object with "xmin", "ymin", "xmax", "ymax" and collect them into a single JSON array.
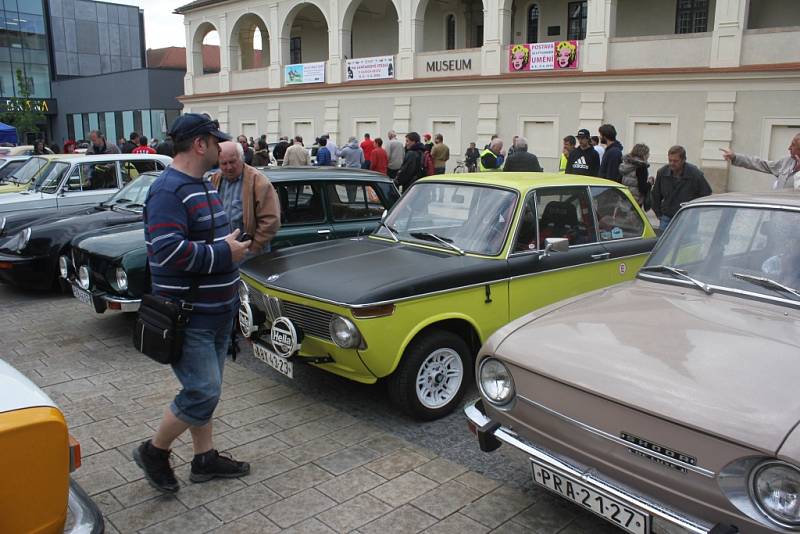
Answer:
[{"xmin": 252, "ymin": 341, "xmax": 293, "ymax": 379}]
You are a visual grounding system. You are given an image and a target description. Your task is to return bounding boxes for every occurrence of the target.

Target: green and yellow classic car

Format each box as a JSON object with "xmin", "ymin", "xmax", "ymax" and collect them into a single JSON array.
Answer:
[{"xmin": 239, "ymin": 173, "xmax": 658, "ymax": 420}]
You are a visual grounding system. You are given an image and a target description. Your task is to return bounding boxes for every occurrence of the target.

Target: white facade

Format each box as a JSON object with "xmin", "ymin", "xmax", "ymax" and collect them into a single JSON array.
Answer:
[{"xmin": 177, "ymin": 0, "xmax": 800, "ymax": 192}]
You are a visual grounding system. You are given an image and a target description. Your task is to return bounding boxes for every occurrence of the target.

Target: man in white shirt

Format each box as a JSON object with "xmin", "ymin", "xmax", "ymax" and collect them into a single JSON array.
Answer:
[{"xmin": 721, "ymin": 133, "xmax": 800, "ymax": 189}]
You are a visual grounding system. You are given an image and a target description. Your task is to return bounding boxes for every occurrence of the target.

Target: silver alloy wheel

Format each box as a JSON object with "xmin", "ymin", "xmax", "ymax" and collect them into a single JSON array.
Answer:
[{"xmin": 415, "ymin": 348, "xmax": 464, "ymax": 409}]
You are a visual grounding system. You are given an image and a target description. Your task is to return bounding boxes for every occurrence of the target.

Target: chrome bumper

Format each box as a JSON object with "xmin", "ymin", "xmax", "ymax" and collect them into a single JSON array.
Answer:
[
  {"xmin": 464, "ymin": 399, "xmax": 715, "ymax": 534},
  {"xmin": 66, "ymin": 478, "xmax": 104, "ymax": 534},
  {"xmin": 67, "ymin": 279, "xmax": 140, "ymax": 313}
]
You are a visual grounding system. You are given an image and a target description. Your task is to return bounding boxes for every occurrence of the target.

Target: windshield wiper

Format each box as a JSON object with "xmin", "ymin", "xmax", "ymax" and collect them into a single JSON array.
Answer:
[
  {"xmin": 378, "ymin": 220, "xmax": 399, "ymax": 242},
  {"xmin": 639, "ymin": 265, "xmax": 713, "ymax": 294},
  {"xmin": 113, "ymin": 198, "xmax": 132, "ymax": 204},
  {"xmin": 409, "ymin": 232, "xmax": 465, "ymax": 255},
  {"xmin": 732, "ymin": 272, "xmax": 800, "ymax": 300}
]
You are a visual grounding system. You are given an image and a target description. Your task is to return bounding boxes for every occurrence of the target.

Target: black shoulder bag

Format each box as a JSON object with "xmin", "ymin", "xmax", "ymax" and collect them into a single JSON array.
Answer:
[{"xmin": 133, "ymin": 183, "xmax": 216, "ymax": 364}]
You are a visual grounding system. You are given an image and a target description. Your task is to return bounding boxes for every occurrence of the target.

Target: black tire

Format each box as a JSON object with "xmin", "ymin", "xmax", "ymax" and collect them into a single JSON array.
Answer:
[{"xmin": 388, "ymin": 330, "xmax": 471, "ymax": 421}]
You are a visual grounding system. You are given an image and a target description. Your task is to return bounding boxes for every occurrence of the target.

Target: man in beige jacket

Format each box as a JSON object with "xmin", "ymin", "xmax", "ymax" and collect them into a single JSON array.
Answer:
[
  {"xmin": 211, "ymin": 142, "xmax": 281, "ymax": 257},
  {"xmin": 721, "ymin": 133, "xmax": 800, "ymax": 190},
  {"xmin": 283, "ymin": 135, "xmax": 311, "ymax": 166}
]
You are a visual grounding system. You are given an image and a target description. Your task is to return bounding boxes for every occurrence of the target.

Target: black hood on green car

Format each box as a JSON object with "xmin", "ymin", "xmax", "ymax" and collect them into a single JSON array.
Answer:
[
  {"xmin": 240, "ymin": 236, "xmax": 507, "ymax": 306},
  {"xmin": 72, "ymin": 222, "xmax": 145, "ymax": 260}
]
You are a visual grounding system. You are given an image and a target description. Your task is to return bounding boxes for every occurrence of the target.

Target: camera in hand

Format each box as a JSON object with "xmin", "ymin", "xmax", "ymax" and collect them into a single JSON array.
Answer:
[{"xmin": 238, "ymin": 232, "xmax": 253, "ymax": 242}]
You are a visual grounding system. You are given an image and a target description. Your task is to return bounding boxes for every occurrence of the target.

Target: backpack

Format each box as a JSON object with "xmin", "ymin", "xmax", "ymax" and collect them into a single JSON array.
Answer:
[{"xmin": 421, "ymin": 150, "xmax": 435, "ymax": 177}]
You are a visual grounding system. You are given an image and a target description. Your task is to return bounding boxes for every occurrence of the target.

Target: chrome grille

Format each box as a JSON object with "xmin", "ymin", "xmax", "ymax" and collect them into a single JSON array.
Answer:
[{"xmin": 247, "ymin": 284, "xmax": 333, "ymax": 342}]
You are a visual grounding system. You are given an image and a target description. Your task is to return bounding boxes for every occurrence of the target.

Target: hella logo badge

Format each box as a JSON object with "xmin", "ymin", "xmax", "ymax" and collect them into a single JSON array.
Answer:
[
  {"xmin": 270, "ymin": 316, "xmax": 301, "ymax": 358},
  {"xmin": 267, "ymin": 274, "xmax": 280, "ymax": 282}
]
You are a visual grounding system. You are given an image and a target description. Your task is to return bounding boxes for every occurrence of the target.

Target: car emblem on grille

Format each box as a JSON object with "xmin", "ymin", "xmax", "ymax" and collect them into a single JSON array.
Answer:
[
  {"xmin": 271, "ymin": 316, "xmax": 300, "ymax": 358},
  {"xmin": 621, "ymin": 432, "xmax": 697, "ymax": 473},
  {"xmin": 238, "ymin": 301, "xmax": 257, "ymax": 338},
  {"xmin": 267, "ymin": 274, "xmax": 280, "ymax": 282}
]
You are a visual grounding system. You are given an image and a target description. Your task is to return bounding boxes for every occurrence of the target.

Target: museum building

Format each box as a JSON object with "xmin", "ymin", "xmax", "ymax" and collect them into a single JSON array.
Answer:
[{"xmin": 176, "ymin": 0, "xmax": 800, "ymax": 192}]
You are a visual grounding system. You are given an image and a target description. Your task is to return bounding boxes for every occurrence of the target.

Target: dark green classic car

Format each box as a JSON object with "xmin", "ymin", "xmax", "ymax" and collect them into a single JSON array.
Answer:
[{"xmin": 62, "ymin": 167, "xmax": 399, "ymax": 313}]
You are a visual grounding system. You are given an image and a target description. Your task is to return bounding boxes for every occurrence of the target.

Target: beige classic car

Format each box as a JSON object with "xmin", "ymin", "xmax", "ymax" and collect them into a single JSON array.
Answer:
[{"xmin": 465, "ymin": 192, "xmax": 800, "ymax": 534}]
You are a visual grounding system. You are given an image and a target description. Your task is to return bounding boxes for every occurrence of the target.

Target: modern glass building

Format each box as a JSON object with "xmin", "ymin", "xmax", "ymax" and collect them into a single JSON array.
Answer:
[{"xmin": 0, "ymin": 0, "xmax": 51, "ymax": 99}]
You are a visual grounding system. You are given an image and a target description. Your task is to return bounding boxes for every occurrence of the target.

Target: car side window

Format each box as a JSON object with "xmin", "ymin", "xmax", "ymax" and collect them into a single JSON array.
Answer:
[
  {"xmin": 72, "ymin": 162, "xmax": 120, "ymax": 191},
  {"xmin": 274, "ymin": 182, "xmax": 325, "ymax": 224},
  {"xmin": 535, "ymin": 187, "xmax": 597, "ymax": 247},
  {"xmin": 513, "ymin": 192, "xmax": 538, "ymax": 252},
  {"xmin": 326, "ymin": 183, "xmax": 385, "ymax": 221},
  {"xmin": 122, "ymin": 160, "xmax": 159, "ymax": 184},
  {"xmin": 591, "ymin": 187, "xmax": 644, "ymax": 241}
]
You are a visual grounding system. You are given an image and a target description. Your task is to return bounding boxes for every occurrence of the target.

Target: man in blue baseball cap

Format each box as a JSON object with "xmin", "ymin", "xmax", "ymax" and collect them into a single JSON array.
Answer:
[{"xmin": 134, "ymin": 113, "xmax": 252, "ymax": 493}]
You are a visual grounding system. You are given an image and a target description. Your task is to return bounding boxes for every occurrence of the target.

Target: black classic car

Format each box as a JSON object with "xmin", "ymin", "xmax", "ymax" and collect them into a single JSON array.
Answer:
[
  {"xmin": 0, "ymin": 173, "xmax": 159, "ymax": 290},
  {"xmin": 64, "ymin": 167, "xmax": 400, "ymax": 313}
]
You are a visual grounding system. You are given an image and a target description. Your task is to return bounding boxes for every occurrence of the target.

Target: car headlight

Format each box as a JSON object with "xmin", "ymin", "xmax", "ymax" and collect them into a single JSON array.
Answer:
[
  {"xmin": 6, "ymin": 227, "xmax": 31, "ymax": 252},
  {"xmin": 78, "ymin": 265, "xmax": 90, "ymax": 290},
  {"xmin": 115, "ymin": 267, "xmax": 128, "ymax": 291},
  {"xmin": 59, "ymin": 255, "xmax": 69, "ymax": 279},
  {"xmin": 478, "ymin": 358, "xmax": 515, "ymax": 406},
  {"xmin": 752, "ymin": 461, "xmax": 800, "ymax": 527},
  {"xmin": 329, "ymin": 315, "xmax": 361, "ymax": 349}
]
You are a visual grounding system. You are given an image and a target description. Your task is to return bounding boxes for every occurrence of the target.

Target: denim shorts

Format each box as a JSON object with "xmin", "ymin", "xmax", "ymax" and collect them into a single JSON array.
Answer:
[{"xmin": 170, "ymin": 316, "xmax": 234, "ymax": 426}]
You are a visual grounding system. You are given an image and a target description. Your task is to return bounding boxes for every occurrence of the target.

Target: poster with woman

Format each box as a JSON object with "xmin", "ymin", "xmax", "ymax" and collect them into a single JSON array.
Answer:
[
  {"xmin": 508, "ymin": 44, "xmax": 530, "ymax": 71},
  {"xmin": 554, "ymin": 41, "xmax": 579, "ymax": 70}
]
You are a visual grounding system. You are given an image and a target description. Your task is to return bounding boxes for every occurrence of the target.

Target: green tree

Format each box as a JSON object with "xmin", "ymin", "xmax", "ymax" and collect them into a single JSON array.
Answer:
[{"xmin": 0, "ymin": 69, "xmax": 46, "ymax": 143}]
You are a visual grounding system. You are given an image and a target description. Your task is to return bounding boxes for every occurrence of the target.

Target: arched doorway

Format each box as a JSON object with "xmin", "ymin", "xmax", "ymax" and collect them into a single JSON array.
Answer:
[
  {"xmin": 230, "ymin": 13, "xmax": 270, "ymax": 70},
  {"xmin": 343, "ymin": 0, "xmax": 399, "ymax": 58},
  {"xmin": 282, "ymin": 3, "xmax": 330, "ymax": 64},
  {"xmin": 192, "ymin": 22, "xmax": 220, "ymax": 74},
  {"xmin": 417, "ymin": 0, "xmax": 485, "ymax": 52}
]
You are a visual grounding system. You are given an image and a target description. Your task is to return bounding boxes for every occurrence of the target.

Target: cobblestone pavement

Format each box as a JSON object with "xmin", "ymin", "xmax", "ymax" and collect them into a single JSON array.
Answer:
[{"xmin": 0, "ymin": 284, "xmax": 618, "ymax": 533}]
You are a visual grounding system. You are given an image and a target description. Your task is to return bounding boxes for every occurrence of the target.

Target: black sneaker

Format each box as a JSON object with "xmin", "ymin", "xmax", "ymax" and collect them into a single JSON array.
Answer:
[
  {"xmin": 133, "ymin": 440, "xmax": 180, "ymax": 493},
  {"xmin": 190, "ymin": 449, "xmax": 250, "ymax": 483}
]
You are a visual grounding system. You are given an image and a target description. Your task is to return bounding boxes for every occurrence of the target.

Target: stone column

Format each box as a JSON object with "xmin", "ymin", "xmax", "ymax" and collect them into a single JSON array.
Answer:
[
  {"xmin": 327, "ymin": 0, "xmax": 343, "ymax": 84},
  {"xmin": 268, "ymin": 3, "xmax": 283, "ymax": 88},
  {"xmin": 217, "ymin": 104, "xmax": 230, "ymax": 134},
  {"xmin": 324, "ymin": 100, "xmax": 340, "ymax": 142},
  {"xmin": 183, "ymin": 21, "xmax": 195, "ymax": 96},
  {"xmin": 579, "ymin": 92, "xmax": 605, "ymax": 133},
  {"xmin": 701, "ymin": 92, "xmax": 737, "ymax": 192},
  {"xmin": 477, "ymin": 94, "xmax": 499, "ymax": 148},
  {"xmin": 393, "ymin": 97, "xmax": 411, "ymax": 135},
  {"xmin": 582, "ymin": 0, "xmax": 616, "ymax": 72},
  {"xmin": 218, "ymin": 15, "xmax": 231, "ymax": 93},
  {"xmin": 710, "ymin": 0, "xmax": 749, "ymax": 68},
  {"xmin": 481, "ymin": 0, "xmax": 506, "ymax": 76},
  {"xmin": 397, "ymin": 1, "xmax": 420, "ymax": 80},
  {"xmin": 267, "ymin": 101, "xmax": 280, "ymax": 140}
]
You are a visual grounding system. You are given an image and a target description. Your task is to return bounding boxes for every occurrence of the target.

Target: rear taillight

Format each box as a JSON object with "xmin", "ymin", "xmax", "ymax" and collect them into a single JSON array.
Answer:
[{"xmin": 68, "ymin": 434, "xmax": 82, "ymax": 472}]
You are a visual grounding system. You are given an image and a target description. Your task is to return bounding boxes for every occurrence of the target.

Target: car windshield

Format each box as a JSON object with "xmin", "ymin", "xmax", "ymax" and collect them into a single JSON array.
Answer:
[
  {"xmin": 0, "ymin": 160, "xmax": 25, "ymax": 182},
  {"xmin": 37, "ymin": 162, "xmax": 72, "ymax": 194},
  {"xmin": 642, "ymin": 204, "xmax": 800, "ymax": 303},
  {"xmin": 106, "ymin": 173, "xmax": 157, "ymax": 209},
  {"xmin": 376, "ymin": 182, "xmax": 517, "ymax": 256},
  {"xmin": 8, "ymin": 156, "xmax": 48, "ymax": 185}
]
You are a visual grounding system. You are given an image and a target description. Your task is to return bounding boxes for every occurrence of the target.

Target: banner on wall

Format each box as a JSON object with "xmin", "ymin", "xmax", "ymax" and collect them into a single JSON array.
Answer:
[
  {"xmin": 285, "ymin": 62, "xmax": 326, "ymax": 84},
  {"xmin": 508, "ymin": 41, "xmax": 580, "ymax": 72},
  {"xmin": 346, "ymin": 55, "xmax": 394, "ymax": 81}
]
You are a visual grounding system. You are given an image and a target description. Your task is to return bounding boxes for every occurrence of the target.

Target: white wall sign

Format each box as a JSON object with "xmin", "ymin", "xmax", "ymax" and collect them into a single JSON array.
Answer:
[
  {"xmin": 285, "ymin": 62, "xmax": 326, "ymax": 85},
  {"xmin": 529, "ymin": 43, "xmax": 555, "ymax": 71},
  {"xmin": 346, "ymin": 56, "xmax": 394, "ymax": 81}
]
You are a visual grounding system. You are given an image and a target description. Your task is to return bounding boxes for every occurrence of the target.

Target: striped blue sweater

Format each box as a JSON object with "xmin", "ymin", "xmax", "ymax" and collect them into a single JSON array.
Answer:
[{"xmin": 143, "ymin": 167, "xmax": 238, "ymax": 329}]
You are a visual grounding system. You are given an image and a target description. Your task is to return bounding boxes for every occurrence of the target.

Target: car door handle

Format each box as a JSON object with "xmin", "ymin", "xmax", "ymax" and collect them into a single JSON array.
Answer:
[
  {"xmin": 317, "ymin": 229, "xmax": 331, "ymax": 234},
  {"xmin": 591, "ymin": 252, "xmax": 611, "ymax": 261}
]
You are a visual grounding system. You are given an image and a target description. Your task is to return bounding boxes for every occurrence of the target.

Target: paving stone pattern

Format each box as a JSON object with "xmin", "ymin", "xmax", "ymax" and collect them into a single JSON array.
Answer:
[{"xmin": 0, "ymin": 286, "xmax": 617, "ymax": 533}]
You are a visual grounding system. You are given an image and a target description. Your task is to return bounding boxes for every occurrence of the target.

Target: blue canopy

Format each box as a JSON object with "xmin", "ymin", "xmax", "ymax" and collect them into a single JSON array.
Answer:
[{"xmin": 0, "ymin": 122, "xmax": 17, "ymax": 144}]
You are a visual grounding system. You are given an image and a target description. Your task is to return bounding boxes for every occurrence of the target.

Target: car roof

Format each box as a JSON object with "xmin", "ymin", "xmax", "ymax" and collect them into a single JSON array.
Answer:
[
  {"xmin": 254, "ymin": 166, "xmax": 393, "ymax": 183},
  {"xmin": 417, "ymin": 172, "xmax": 628, "ymax": 191},
  {"xmin": 59, "ymin": 154, "xmax": 172, "ymax": 163},
  {"xmin": 686, "ymin": 191, "xmax": 800, "ymax": 209}
]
